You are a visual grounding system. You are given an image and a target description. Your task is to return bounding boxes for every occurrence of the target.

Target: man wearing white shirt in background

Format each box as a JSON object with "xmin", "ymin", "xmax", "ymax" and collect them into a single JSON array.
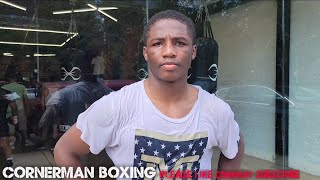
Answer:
[{"xmin": 91, "ymin": 51, "xmax": 106, "ymax": 80}]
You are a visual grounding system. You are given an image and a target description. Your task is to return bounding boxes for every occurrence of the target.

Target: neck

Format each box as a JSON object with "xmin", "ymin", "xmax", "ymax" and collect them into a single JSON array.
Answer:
[{"xmin": 144, "ymin": 76, "xmax": 191, "ymax": 103}]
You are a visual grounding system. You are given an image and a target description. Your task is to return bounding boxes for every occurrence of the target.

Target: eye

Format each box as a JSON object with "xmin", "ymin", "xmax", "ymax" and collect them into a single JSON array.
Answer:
[
  {"xmin": 152, "ymin": 42, "xmax": 162, "ymax": 46},
  {"xmin": 175, "ymin": 41, "xmax": 186, "ymax": 46}
]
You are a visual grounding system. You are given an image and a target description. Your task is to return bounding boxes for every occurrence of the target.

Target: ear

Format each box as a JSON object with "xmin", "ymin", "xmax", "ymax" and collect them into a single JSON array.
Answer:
[
  {"xmin": 191, "ymin": 45, "xmax": 197, "ymax": 60},
  {"xmin": 143, "ymin": 46, "xmax": 148, "ymax": 62}
]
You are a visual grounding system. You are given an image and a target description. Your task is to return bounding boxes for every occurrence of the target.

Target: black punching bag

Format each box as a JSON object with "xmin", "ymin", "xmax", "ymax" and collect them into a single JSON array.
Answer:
[
  {"xmin": 59, "ymin": 48, "xmax": 87, "ymax": 81},
  {"xmin": 190, "ymin": 19, "xmax": 219, "ymax": 94}
]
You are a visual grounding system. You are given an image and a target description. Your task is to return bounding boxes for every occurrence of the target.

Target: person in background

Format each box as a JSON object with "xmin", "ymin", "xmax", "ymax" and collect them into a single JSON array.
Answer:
[
  {"xmin": 0, "ymin": 87, "xmax": 18, "ymax": 167},
  {"xmin": 2, "ymin": 74, "xmax": 32, "ymax": 147},
  {"xmin": 37, "ymin": 74, "xmax": 113, "ymax": 150},
  {"xmin": 91, "ymin": 51, "xmax": 107, "ymax": 80}
]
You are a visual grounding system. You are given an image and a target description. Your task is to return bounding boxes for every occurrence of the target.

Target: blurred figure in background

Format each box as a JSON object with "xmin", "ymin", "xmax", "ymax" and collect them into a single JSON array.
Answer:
[
  {"xmin": 37, "ymin": 74, "xmax": 113, "ymax": 150},
  {"xmin": 91, "ymin": 51, "xmax": 107, "ymax": 80},
  {"xmin": 2, "ymin": 73, "xmax": 32, "ymax": 147},
  {"xmin": 0, "ymin": 87, "xmax": 18, "ymax": 167}
]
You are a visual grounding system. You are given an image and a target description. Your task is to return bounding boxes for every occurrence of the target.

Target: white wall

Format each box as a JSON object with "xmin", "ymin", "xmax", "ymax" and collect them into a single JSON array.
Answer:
[
  {"xmin": 289, "ymin": 0, "xmax": 320, "ymax": 176},
  {"xmin": 210, "ymin": 0, "xmax": 277, "ymax": 162}
]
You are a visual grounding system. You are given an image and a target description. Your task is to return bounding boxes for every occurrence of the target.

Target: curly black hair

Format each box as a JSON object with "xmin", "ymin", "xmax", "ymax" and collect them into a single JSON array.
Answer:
[{"xmin": 143, "ymin": 10, "xmax": 196, "ymax": 45}]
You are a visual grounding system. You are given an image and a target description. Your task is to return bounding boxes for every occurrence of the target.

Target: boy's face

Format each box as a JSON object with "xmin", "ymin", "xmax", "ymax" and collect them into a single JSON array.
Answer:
[{"xmin": 143, "ymin": 19, "xmax": 196, "ymax": 83}]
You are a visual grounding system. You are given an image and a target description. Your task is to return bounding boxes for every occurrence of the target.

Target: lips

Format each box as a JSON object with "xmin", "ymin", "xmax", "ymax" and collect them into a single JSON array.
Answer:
[
  {"xmin": 161, "ymin": 62, "xmax": 178, "ymax": 66},
  {"xmin": 161, "ymin": 62, "xmax": 179, "ymax": 70}
]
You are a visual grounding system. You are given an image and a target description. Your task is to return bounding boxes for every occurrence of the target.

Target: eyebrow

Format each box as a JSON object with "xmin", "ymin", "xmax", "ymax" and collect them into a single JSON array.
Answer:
[{"xmin": 150, "ymin": 37, "xmax": 189, "ymax": 42}]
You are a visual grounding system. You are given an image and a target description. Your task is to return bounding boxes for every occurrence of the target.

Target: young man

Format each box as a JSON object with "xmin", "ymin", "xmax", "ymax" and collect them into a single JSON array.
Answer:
[{"xmin": 55, "ymin": 10, "xmax": 244, "ymax": 179}]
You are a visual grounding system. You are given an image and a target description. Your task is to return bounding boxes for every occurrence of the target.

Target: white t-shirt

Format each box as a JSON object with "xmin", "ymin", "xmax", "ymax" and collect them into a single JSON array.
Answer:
[
  {"xmin": 76, "ymin": 80, "xmax": 240, "ymax": 179},
  {"xmin": 91, "ymin": 56, "xmax": 106, "ymax": 75}
]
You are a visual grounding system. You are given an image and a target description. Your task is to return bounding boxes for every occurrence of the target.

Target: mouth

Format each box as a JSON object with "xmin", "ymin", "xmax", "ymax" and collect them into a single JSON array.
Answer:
[
  {"xmin": 161, "ymin": 62, "xmax": 179, "ymax": 66},
  {"xmin": 161, "ymin": 62, "xmax": 179, "ymax": 70}
]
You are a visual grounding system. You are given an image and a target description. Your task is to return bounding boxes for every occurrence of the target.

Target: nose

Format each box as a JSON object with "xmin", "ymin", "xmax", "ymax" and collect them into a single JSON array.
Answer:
[{"xmin": 162, "ymin": 42, "xmax": 176, "ymax": 58}]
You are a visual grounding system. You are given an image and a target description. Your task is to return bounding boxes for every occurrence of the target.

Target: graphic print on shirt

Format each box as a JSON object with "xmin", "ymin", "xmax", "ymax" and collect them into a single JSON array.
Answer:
[{"xmin": 133, "ymin": 129, "xmax": 208, "ymax": 179}]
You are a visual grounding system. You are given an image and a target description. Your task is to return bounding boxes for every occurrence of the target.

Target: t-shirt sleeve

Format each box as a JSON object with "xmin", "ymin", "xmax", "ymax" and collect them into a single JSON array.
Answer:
[
  {"xmin": 76, "ymin": 93, "xmax": 118, "ymax": 155},
  {"xmin": 217, "ymin": 104, "xmax": 240, "ymax": 159},
  {"xmin": 4, "ymin": 92, "xmax": 21, "ymax": 101}
]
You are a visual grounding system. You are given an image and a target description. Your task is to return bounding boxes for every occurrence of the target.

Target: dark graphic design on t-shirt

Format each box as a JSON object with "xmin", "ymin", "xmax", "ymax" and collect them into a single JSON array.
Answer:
[{"xmin": 133, "ymin": 129, "xmax": 208, "ymax": 179}]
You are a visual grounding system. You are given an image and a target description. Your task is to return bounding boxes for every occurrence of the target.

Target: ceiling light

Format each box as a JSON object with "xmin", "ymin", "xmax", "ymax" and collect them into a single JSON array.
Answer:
[
  {"xmin": 0, "ymin": 0, "xmax": 26, "ymax": 11},
  {"xmin": 3, "ymin": 52, "xmax": 13, "ymax": 56},
  {"xmin": 0, "ymin": 29, "xmax": 78, "ymax": 47},
  {"xmin": 53, "ymin": 7, "xmax": 117, "ymax": 14},
  {"xmin": 34, "ymin": 53, "xmax": 56, "ymax": 57},
  {"xmin": 0, "ymin": 41, "xmax": 62, "ymax": 47},
  {"xmin": 86, "ymin": 4, "xmax": 97, "ymax": 10},
  {"xmin": 0, "ymin": 26, "xmax": 77, "ymax": 34},
  {"xmin": 98, "ymin": 10, "xmax": 117, "ymax": 22},
  {"xmin": 26, "ymin": 55, "xmax": 30, "ymax": 57},
  {"xmin": 87, "ymin": 4, "xmax": 117, "ymax": 22},
  {"xmin": 53, "ymin": 4, "xmax": 118, "ymax": 22}
]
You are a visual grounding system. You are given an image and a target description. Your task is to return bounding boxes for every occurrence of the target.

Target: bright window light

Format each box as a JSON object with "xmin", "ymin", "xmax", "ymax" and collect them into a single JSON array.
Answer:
[{"xmin": 0, "ymin": 0, "xmax": 26, "ymax": 11}]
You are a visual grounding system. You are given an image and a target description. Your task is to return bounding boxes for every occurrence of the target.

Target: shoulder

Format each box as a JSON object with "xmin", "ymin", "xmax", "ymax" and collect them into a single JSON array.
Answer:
[
  {"xmin": 100, "ymin": 81, "xmax": 142, "ymax": 101},
  {"xmin": 198, "ymin": 87, "xmax": 233, "ymax": 117},
  {"xmin": 19, "ymin": 84, "xmax": 27, "ymax": 89},
  {"xmin": 1, "ymin": 83, "xmax": 10, "ymax": 89}
]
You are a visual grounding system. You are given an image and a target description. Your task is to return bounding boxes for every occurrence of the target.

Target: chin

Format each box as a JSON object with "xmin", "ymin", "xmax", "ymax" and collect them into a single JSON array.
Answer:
[{"xmin": 158, "ymin": 75, "xmax": 185, "ymax": 83}]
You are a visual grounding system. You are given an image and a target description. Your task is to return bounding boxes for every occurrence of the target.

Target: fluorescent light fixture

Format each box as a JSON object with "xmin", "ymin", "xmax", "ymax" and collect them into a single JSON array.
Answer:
[
  {"xmin": 3, "ymin": 52, "xmax": 13, "ymax": 56},
  {"xmin": 53, "ymin": 4, "xmax": 117, "ymax": 22},
  {"xmin": 65, "ymin": 33, "xmax": 78, "ymax": 43},
  {"xmin": 98, "ymin": 10, "xmax": 117, "ymax": 22},
  {"xmin": 0, "ymin": 0, "xmax": 26, "ymax": 11},
  {"xmin": 87, "ymin": 4, "xmax": 117, "ymax": 22},
  {"xmin": 26, "ymin": 55, "xmax": 30, "ymax": 57},
  {"xmin": 0, "ymin": 26, "xmax": 78, "ymax": 47},
  {"xmin": 86, "ymin": 4, "xmax": 97, "ymax": 10},
  {"xmin": 53, "ymin": 7, "xmax": 117, "ymax": 14},
  {"xmin": 34, "ymin": 53, "xmax": 56, "ymax": 57},
  {"xmin": 0, "ymin": 26, "xmax": 77, "ymax": 34},
  {"xmin": 0, "ymin": 41, "xmax": 62, "ymax": 47}
]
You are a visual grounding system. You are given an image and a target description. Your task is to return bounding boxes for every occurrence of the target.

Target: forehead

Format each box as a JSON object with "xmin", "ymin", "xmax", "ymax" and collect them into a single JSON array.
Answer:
[{"xmin": 148, "ymin": 19, "xmax": 191, "ymax": 40}]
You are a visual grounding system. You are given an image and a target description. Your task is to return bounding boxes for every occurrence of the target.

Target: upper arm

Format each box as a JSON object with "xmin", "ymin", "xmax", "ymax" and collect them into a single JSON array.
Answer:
[
  {"xmin": 217, "ymin": 132, "xmax": 244, "ymax": 171},
  {"xmin": 75, "ymin": 92, "xmax": 120, "ymax": 154},
  {"xmin": 55, "ymin": 124, "xmax": 90, "ymax": 158},
  {"xmin": 54, "ymin": 124, "xmax": 90, "ymax": 167},
  {"xmin": 216, "ymin": 103, "xmax": 240, "ymax": 159},
  {"xmin": 9, "ymin": 101, "xmax": 17, "ymax": 114}
]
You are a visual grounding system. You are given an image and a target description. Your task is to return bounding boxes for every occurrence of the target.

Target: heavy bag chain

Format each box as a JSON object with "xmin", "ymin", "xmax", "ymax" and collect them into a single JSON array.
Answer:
[{"xmin": 195, "ymin": 0, "xmax": 213, "ymax": 38}]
